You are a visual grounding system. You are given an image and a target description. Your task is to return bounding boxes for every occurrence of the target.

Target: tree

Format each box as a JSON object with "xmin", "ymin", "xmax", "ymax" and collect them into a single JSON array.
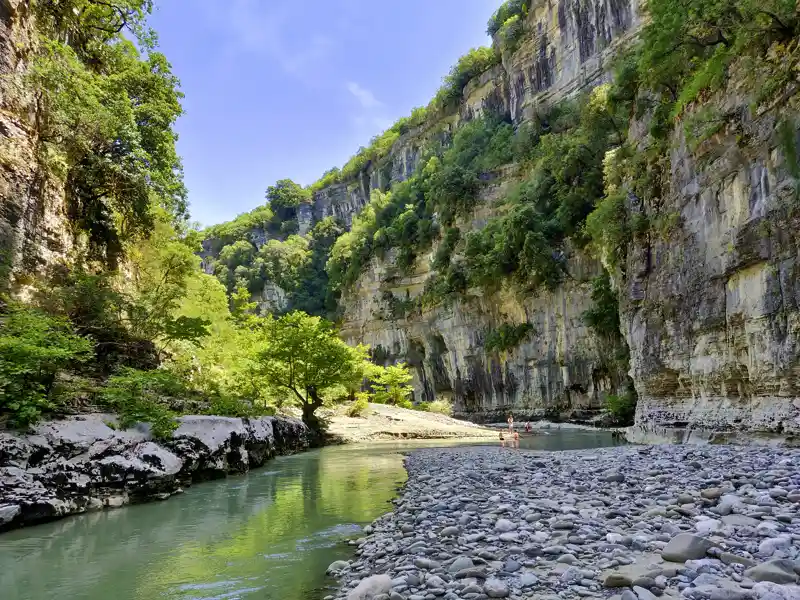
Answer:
[
  {"xmin": 31, "ymin": 6, "xmax": 186, "ymax": 266},
  {"xmin": 125, "ymin": 211, "xmax": 211, "ymax": 350},
  {"xmin": 255, "ymin": 311, "xmax": 369, "ymax": 430},
  {"xmin": 265, "ymin": 179, "xmax": 312, "ymax": 222},
  {"xmin": 370, "ymin": 363, "xmax": 414, "ymax": 408}
]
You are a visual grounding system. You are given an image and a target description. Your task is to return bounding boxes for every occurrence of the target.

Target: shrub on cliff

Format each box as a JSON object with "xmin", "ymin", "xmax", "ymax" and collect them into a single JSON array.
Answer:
[
  {"xmin": 0, "ymin": 302, "xmax": 93, "ymax": 426},
  {"xmin": 431, "ymin": 47, "xmax": 500, "ymax": 111},
  {"xmin": 604, "ymin": 390, "xmax": 637, "ymax": 427}
]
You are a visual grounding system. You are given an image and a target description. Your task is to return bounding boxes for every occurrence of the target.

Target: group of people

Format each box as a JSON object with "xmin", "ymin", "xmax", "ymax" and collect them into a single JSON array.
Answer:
[{"xmin": 498, "ymin": 413, "xmax": 530, "ymax": 448}]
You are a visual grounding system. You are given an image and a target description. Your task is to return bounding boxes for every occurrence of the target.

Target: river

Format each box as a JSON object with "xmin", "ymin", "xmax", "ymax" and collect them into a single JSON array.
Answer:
[{"xmin": 0, "ymin": 430, "xmax": 625, "ymax": 600}]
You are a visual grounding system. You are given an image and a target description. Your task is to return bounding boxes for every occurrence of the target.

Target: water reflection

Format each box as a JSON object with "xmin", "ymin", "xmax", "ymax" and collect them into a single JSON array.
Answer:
[{"xmin": 0, "ymin": 433, "xmax": 623, "ymax": 600}]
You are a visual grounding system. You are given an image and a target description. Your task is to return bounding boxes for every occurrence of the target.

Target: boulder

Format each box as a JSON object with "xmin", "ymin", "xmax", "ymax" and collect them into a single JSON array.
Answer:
[
  {"xmin": 745, "ymin": 559, "xmax": 800, "ymax": 585},
  {"xmin": 661, "ymin": 533, "xmax": 713, "ymax": 562},
  {"xmin": 347, "ymin": 575, "xmax": 392, "ymax": 600}
]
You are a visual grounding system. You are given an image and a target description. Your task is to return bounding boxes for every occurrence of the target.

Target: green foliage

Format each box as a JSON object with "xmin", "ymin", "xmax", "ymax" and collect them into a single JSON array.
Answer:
[
  {"xmin": 370, "ymin": 363, "xmax": 414, "ymax": 408},
  {"xmin": 0, "ymin": 302, "xmax": 93, "ymax": 426},
  {"xmin": 266, "ymin": 179, "xmax": 311, "ymax": 221},
  {"xmin": 346, "ymin": 393, "xmax": 371, "ymax": 417},
  {"xmin": 205, "ymin": 395, "xmax": 270, "ymax": 418},
  {"xmin": 778, "ymin": 117, "xmax": 800, "ymax": 198},
  {"xmin": 204, "ymin": 205, "xmax": 275, "ymax": 252},
  {"xmin": 487, "ymin": 0, "xmax": 530, "ymax": 37},
  {"xmin": 456, "ymin": 90, "xmax": 621, "ymax": 297},
  {"xmin": 125, "ymin": 213, "xmax": 211, "ymax": 348},
  {"xmin": 484, "ymin": 323, "xmax": 534, "ymax": 353},
  {"xmin": 327, "ymin": 116, "xmax": 515, "ymax": 294},
  {"xmin": 31, "ymin": 0, "xmax": 186, "ymax": 265},
  {"xmin": 636, "ymin": 0, "xmax": 798, "ymax": 122},
  {"xmin": 582, "ymin": 273, "xmax": 621, "ymax": 340},
  {"xmin": 431, "ymin": 47, "xmax": 500, "ymax": 111},
  {"xmin": 497, "ymin": 15, "xmax": 525, "ymax": 54},
  {"xmin": 416, "ymin": 398, "xmax": 453, "ymax": 416},
  {"xmin": 432, "ymin": 227, "xmax": 461, "ymax": 271},
  {"xmin": 605, "ymin": 389, "xmax": 637, "ymax": 426},
  {"xmin": 254, "ymin": 311, "xmax": 370, "ymax": 428},
  {"xmin": 101, "ymin": 368, "xmax": 181, "ymax": 439}
]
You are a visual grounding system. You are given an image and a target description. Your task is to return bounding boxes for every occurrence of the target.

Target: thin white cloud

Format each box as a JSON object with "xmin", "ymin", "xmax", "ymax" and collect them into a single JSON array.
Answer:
[
  {"xmin": 346, "ymin": 82, "xmax": 383, "ymax": 109},
  {"xmin": 203, "ymin": 0, "xmax": 334, "ymax": 84}
]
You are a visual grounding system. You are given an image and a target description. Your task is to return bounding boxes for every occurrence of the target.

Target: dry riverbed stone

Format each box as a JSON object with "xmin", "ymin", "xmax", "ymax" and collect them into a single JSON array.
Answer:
[{"xmin": 329, "ymin": 445, "xmax": 800, "ymax": 600}]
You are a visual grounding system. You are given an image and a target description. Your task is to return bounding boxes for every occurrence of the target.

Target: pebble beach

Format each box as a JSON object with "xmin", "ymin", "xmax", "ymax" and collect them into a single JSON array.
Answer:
[{"xmin": 327, "ymin": 445, "xmax": 800, "ymax": 600}]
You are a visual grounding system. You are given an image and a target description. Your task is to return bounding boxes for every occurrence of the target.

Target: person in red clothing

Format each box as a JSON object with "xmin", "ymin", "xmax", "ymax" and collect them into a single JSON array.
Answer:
[{"xmin": 524, "ymin": 421, "xmax": 531, "ymax": 433}]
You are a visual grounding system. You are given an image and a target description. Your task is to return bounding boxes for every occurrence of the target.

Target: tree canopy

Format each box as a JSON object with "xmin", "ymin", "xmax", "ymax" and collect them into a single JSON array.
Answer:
[{"xmin": 254, "ymin": 311, "xmax": 370, "ymax": 429}]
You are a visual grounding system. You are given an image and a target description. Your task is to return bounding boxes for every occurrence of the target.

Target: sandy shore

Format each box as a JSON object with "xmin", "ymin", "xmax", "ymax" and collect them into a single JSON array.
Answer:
[{"xmin": 324, "ymin": 404, "xmax": 498, "ymax": 443}]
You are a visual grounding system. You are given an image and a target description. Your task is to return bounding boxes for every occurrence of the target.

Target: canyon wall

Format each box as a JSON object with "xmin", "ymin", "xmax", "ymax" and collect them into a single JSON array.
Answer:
[
  {"xmin": 0, "ymin": 0, "xmax": 70, "ymax": 287},
  {"xmin": 338, "ymin": 0, "xmax": 642, "ymax": 422},
  {"xmin": 330, "ymin": 0, "xmax": 800, "ymax": 438},
  {"xmin": 622, "ymin": 101, "xmax": 800, "ymax": 443}
]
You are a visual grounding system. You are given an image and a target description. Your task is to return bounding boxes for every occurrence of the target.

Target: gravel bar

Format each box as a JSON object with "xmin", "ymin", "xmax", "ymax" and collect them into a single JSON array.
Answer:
[{"xmin": 326, "ymin": 445, "xmax": 800, "ymax": 600}]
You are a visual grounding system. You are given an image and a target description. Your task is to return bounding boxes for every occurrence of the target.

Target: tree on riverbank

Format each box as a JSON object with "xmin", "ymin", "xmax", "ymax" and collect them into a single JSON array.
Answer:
[{"xmin": 255, "ymin": 311, "xmax": 370, "ymax": 430}]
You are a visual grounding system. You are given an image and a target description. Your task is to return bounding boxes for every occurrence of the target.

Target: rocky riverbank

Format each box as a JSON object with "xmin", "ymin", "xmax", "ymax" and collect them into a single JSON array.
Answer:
[
  {"xmin": 0, "ymin": 413, "xmax": 309, "ymax": 532},
  {"xmin": 329, "ymin": 445, "xmax": 800, "ymax": 600}
]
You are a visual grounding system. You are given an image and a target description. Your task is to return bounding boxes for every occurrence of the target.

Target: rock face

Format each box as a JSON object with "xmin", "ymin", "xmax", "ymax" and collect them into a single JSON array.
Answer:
[
  {"xmin": 337, "ymin": 1, "xmax": 642, "ymax": 422},
  {"xmin": 0, "ymin": 0, "xmax": 71, "ymax": 287},
  {"xmin": 0, "ymin": 414, "xmax": 309, "ymax": 532},
  {"xmin": 622, "ymin": 99, "xmax": 800, "ymax": 443}
]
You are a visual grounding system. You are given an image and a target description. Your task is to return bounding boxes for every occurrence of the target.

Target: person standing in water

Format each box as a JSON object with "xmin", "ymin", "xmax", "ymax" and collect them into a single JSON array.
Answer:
[
  {"xmin": 524, "ymin": 421, "xmax": 531, "ymax": 433},
  {"xmin": 507, "ymin": 413, "xmax": 514, "ymax": 433},
  {"xmin": 513, "ymin": 430, "xmax": 520, "ymax": 448},
  {"xmin": 499, "ymin": 431, "xmax": 505, "ymax": 448}
]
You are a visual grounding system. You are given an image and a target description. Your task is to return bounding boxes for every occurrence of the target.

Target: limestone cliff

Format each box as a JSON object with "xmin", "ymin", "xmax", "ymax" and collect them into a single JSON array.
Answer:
[
  {"xmin": 200, "ymin": 0, "xmax": 800, "ymax": 439},
  {"xmin": 622, "ymin": 94, "xmax": 800, "ymax": 443},
  {"xmin": 336, "ymin": 0, "xmax": 642, "ymax": 422},
  {"xmin": 0, "ymin": 0, "xmax": 70, "ymax": 286}
]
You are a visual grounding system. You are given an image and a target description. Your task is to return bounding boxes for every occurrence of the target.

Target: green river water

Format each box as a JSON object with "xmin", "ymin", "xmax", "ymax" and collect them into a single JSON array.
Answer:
[{"xmin": 0, "ymin": 431, "xmax": 624, "ymax": 600}]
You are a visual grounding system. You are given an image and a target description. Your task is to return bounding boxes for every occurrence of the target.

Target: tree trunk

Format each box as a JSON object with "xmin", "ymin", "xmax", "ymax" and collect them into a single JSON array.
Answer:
[{"xmin": 301, "ymin": 386, "xmax": 324, "ymax": 435}]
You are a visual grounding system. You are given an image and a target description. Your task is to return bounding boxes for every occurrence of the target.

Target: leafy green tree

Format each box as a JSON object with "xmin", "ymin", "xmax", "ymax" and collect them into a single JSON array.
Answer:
[
  {"xmin": 126, "ymin": 211, "xmax": 210, "ymax": 350},
  {"xmin": 370, "ymin": 363, "xmax": 414, "ymax": 408},
  {"xmin": 253, "ymin": 235, "xmax": 310, "ymax": 293},
  {"xmin": 487, "ymin": 0, "xmax": 530, "ymax": 36},
  {"xmin": 31, "ymin": 0, "xmax": 186, "ymax": 265},
  {"xmin": 0, "ymin": 302, "xmax": 93, "ymax": 426},
  {"xmin": 266, "ymin": 179, "xmax": 311, "ymax": 222},
  {"xmin": 292, "ymin": 217, "xmax": 344, "ymax": 317},
  {"xmin": 255, "ymin": 311, "xmax": 369, "ymax": 430}
]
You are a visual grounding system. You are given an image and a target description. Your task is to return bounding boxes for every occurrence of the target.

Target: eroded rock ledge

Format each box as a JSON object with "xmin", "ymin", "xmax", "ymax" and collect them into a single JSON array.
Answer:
[{"xmin": 0, "ymin": 414, "xmax": 310, "ymax": 532}]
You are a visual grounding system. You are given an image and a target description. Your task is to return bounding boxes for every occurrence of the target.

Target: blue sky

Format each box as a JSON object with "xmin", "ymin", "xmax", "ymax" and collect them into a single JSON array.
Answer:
[{"xmin": 149, "ymin": 0, "xmax": 503, "ymax": 227}]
